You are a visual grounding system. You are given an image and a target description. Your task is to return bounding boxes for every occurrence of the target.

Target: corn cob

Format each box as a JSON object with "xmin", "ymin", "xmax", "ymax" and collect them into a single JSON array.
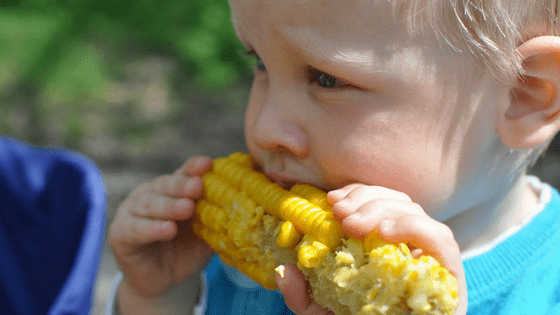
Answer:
[{"xmin": 194, "ymin": 152, "xmax": 459, "ymax": 315}]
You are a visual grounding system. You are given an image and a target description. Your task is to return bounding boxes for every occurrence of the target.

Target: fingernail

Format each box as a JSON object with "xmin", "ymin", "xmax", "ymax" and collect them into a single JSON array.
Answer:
[
  {"xmin": 174, "ymin": 198, "xmax": 189, "ymax": 212},
  {"xmin": 334, "ymin": 198, "xmax": 349, "ymax": 208},
  {"xmin": 275, "ymin": 265, "xmax": 286, "ymax": 279},
  {"xmin": 195, "ymin": 156, "xmax": 211, "ymax": 168},
  {"xmin": 194, "ymin": 156, "xmax": 207, "ymax": 167},
  {"xmin": 346, "ymin": 211, "xmax": 361, "ymax": 222},
  {"xmin": 327, "ymin": 190, "xmax": 342, "ymax": 200},
  {"xmin": 160, "ymin": 220, "xmax": 172, "ymax": 230}
]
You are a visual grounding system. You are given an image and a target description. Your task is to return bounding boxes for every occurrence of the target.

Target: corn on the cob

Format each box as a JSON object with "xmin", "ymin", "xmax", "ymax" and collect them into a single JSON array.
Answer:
[{"xmin": 194, "ymin": 152, "xmax": 459, "ymax": 315}]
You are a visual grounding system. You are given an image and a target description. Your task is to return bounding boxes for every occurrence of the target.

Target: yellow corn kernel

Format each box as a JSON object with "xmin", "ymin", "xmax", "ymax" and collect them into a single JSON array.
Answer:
[
  {"xmin": 227, "ymin": 151, "xmax": 255, "ymax": 168},
  {"xmin": 290, "ymin": 184, "xmax": 333, "ymax": 212},
  {"xmin": 194, "ymin": 152, "xmax": 459, "ymax": 315},
  {"xmin": 276, "ymin": 221, "xmax": 303, "ymax": 248},
  {"xmin": 195, "ymin": 199, "xmax": 227, "ymax": 233},
  {"xmin": 363, "ymin": 229, "xmax": 390, "ymax": 252},
  {"xmin": 201, "ymin": 172, "xmax": 258, "ymax": 214},
  {"xmin": 298, "ymin": 241, "xmax": 329, "ymax": 268},
  {"xmin": 279, "ymin": 195, "xmax": 344, "ymax": 249},
  {"xmin": 275, "ymin": 265, "xmax": 285, "ymax": 278},
  {"xmin": 192, "ymin": 222, "xmax": 244, "ymax": 261},
  {"xmin": 208, "ymin": 153, "xmax": 344, "ymax": 249},
  {"xmin": 242, "ymin": 173, "xmax": 289, "ymax": 219}
]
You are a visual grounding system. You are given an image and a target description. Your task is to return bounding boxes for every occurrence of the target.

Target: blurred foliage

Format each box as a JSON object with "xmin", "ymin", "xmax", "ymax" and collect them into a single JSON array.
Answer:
[
  {"xmin": 3, "ymin": 0, "xmax": 252, "ymax": 86},
  {"xmin": 0, "ymin": 0, "xmax": 253, "ymax": 158}
]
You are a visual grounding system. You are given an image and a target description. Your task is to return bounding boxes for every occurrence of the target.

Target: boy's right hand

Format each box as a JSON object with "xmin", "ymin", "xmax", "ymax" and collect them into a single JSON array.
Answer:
[
  {"xmin": 109, "ymin": 156, "xmax": 215, "ymax": 300},
  {"xmin": 277, "ymin": 184, "xmax": 467, "ymax": 315}
]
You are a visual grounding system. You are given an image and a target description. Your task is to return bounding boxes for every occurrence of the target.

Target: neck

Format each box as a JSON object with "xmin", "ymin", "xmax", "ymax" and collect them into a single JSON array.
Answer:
[{"xmin": 444, "ymin": 173, "xmax": 540, "ymax": 255}]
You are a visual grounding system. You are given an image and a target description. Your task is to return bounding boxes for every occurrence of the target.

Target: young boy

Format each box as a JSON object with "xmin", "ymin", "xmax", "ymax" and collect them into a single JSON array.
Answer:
[{"xmin": 107, "ymin": 0, "xmax": 560, "ymax": 314}]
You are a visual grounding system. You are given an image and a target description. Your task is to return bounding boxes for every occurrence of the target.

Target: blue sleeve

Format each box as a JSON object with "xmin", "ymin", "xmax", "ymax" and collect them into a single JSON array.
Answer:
[
  {"xmin": 204, "ymin": 255, "xmax": 296, "ymax": 315},
  {"xmin": 0, "ymin": 137, "xmax": 107, "ymax": 315}
]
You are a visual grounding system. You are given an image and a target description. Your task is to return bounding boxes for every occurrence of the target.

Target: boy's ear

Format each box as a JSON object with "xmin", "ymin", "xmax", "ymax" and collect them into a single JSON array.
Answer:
[{"xmin": 497, "ymin": 36, "xmax": 560, "ymax": 149}]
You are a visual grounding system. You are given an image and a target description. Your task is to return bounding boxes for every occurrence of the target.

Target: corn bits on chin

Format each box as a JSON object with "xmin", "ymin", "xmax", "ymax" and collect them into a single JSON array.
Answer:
[{"xmin": 194, "ymin": 152, "xmax": 459, "ymax": 315}]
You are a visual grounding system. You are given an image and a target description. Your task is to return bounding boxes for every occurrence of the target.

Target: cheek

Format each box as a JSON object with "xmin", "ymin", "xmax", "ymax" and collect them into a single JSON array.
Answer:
[{"xmin": 316, "ymin": 118, "xmax": 459, "ymax": 215}]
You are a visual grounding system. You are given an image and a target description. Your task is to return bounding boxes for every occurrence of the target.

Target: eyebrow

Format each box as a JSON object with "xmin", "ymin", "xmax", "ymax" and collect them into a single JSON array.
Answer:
[{"xmin": 277, "ymin": 26, "xmax": 385, "ymax": 77}]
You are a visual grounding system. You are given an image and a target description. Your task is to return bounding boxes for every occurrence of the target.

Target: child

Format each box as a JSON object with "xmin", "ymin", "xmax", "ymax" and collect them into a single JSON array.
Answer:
[{"xmin": 107, "ymin": 0, "xmax": 560, "ymax": 314}]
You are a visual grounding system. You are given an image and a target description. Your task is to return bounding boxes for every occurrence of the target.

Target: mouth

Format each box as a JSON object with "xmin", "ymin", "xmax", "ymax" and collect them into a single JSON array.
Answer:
[{"xmin": 265, "ymin": 172, "xmax": 300, "ymax": 190}]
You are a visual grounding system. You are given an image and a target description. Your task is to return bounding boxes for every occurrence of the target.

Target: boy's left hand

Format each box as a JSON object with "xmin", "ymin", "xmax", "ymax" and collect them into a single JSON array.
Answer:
[{"xmin": 276, "ymin": 183, "xmax": 467, "ymax": 315}]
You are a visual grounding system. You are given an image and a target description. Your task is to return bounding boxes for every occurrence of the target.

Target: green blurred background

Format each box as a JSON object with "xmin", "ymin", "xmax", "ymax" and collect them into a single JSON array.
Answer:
[
  {"xmin": 0, "ymin": 0, "xmax": 253, "ymax": 175},
  {"xmin": 1, "ymin": 0, "xmax": 559, "ymax": 311}
]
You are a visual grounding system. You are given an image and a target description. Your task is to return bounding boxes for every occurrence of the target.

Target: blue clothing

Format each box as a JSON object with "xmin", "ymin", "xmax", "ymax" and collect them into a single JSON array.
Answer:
[
  {"xmin": 463, "ymin": 180, "xmax": 560, "ymax": 314},
  {"xmin": 204, "ymin": 256, "xmax": 296, "ymax": 315},
  {"xmin": 0, "ymin": 137, "xmax": 106, "ymax": 315},
  {"xmin": 199, "ymin": 178, "xmax": 560, "ymax": 314}
]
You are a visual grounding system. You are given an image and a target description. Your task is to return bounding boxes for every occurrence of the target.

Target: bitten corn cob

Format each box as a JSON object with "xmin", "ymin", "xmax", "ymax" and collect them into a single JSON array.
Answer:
[{"xmin": 194, "ymin": 152, "xmax": 459, "ymax": 315}]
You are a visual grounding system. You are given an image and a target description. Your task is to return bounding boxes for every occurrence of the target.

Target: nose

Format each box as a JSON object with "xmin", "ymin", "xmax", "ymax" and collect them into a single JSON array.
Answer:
[{"xmin": 247, "ymin": 88, "xmax": 310, "ymax": 158}]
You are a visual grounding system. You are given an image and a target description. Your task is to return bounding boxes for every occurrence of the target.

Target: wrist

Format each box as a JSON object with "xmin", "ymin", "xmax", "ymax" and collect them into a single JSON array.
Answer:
[{"xmin": 117, "ymin": 273, "xmax": 203, "ymax": 315}]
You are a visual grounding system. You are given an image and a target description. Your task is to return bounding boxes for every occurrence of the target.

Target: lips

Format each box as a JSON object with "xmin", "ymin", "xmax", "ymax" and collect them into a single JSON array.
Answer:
[
  {"xmin": 255, "ymin": 154, "xmax": 318, "ymax": 189},
  {"xmin": 265, "ymin": 171, "xmax": 300, "ymax": 190}
]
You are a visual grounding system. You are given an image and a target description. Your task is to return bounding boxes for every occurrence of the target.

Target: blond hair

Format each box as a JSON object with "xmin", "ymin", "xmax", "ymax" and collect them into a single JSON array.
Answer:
[
  {"xmin": 393, "ymin": 0, "xmax": 560, "ymax": 78},
  {"xmin": 391, "ymin": 1, "xmax": 559, "ymax": 169}
]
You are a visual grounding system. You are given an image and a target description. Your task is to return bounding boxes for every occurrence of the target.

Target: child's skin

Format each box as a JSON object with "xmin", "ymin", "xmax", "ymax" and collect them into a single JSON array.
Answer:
[{"xmin": 109, "ymin": 0, "xmax": 560, "ymax": 314}]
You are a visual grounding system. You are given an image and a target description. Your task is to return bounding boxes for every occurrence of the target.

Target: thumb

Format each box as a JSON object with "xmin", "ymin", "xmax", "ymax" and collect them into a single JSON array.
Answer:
[{"xmin": 275, "ymin": 264, "xmax": 333, "ymax": 315}]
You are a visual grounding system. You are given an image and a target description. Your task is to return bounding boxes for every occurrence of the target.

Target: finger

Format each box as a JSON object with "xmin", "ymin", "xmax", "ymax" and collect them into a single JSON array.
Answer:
[
  {"xmin": 327, "ymin": 183, "xmax": 362, "ymax": 204},
  {"xmin": 341, "ymin": 199, "xmax": 425, "ymax": 239},
  {"xmin": 130, "ymin": 192, "xmax": 196, "ymax": 221},
  {"xmin": 328, "ymin": 184, "xmax": 412, "ymax": 204},
  {"xmin": 276, "ymin": 264, "xmax": 332, "ymax": 315},
  {"xmin": 113, "ymin": 216, "xmax": 178, "ymax": 249},
  {"xmin": 378, "ymin": 217, "xmax": 468, "ymax": 315},
  {"xmin": 376, "ymin": 215, "xmax": 460, "ymax": 270},
  {"xmin": 174, "ymin": 156, "xmax": 213, "ymax": 177},
  {"xmin": 150, "ymin": 175, "xmax": 204, "ymax": 199},
  {"xmin": 330, "ymin": 185, "xmax": 412, "ymax": 220}
]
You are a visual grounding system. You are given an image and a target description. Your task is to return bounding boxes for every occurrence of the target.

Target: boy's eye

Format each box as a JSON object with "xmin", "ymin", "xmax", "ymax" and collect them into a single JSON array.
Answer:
[
  {"xmin": 255, "ymin": 55, "xmax": 266, "ymax": 71},
  {"xmin": 311, "ymin": 70, "xmax": 347, "ymax": 89},
  {"xmin": 241, "ymin": 50, "xmax": 266, "ymax": 71},
  {"xmin": 241, "ymin": 50, "xmax": 348, "ymax": 89}
]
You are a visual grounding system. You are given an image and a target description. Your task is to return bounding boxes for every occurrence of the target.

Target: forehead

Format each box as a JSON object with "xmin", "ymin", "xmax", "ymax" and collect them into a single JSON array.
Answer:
[{"xmin": 228, "ymin": 0, "xmax": 405, "ymax": 51}]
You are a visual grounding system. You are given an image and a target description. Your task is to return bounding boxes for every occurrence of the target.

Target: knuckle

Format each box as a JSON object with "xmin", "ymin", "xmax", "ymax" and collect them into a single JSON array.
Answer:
[
  {"xmin": 343, "ymin": 185, "xmax": 366, "ymax": 199},
  {"xmin": 353, "ymin": 184, "xmax": 372, "ymax": 195},
  {"xmin": 396, "ymin": 191, "xmax": 413, "ymax": 202},
  {"xmin": 338, "ymin": 183, "xmax": 361, "ymax": 195},
  {"xmin": 363, "ymin": 198, "xmax": 387, "ymax": 211},
  {"xmin": 411, "ymin": 202, "xmax": 426, "ymax": 214},
  {"xmin": 441, "ymin": 224, "xmax": 456, "ymax": 243},
  {"xmin": 433, "ymin": 222, "xmax": 457, "ymax": 248}
]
